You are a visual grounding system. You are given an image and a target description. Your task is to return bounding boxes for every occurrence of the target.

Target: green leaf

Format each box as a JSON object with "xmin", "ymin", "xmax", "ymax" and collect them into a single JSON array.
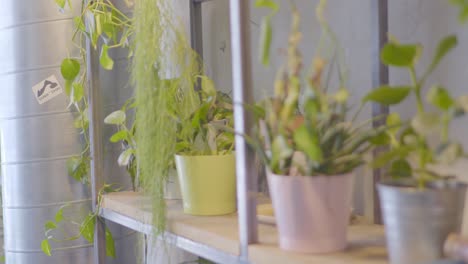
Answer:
[
  {"xmin": 271, "ymin": 135, "xmax": 293, "ymax": 171},
  {"xmin": 427, "ymin": 35, "xmax": 457, "ymax": 74},
  {"xmin": 103, "ymin": 22, "xmax": 116, "ymax": 40},
  {"xmin": 390, "ymin": 159, "xmax": 412, "ymax": 178},
  {"xmin": 386, "ymin": 113, "xmax": 402, "ymax": 135},
  {"xmin": 41, "ymin": 239, "xmax": 52, "ymax": 256},
  {"xmin": 54, "ymin": 0, "xmax": 66, "ymax": 8},
  {"xmin": 372, "ymin": 146, "xmax": 413, "ymax": 168},
  {"xmin": 110, "ymin": 130, "xmax": 129, "ymax": 143},
  {"xmin": 293, "ymin": 125, "xmax": 323, "ymax": 162},
  {"xmin": 255, "ymin": 0, "xmax": 279, "ymax": 11},
  {"xmin": 369, "ymin": 132, "xmax": 390, "ymax": 146},
  {"xmin": 55, "ymin": 208, "xmax": 64, "ymax": 223},
  {"xmin": 61, "ymin": 59, "xmax": 80, "ymax": 81},
  {"xmin": 334, "ymin": 88, "xmax": 350, "ymax": 103},
  {"xmin": 74, "ymin": 17, "xmax": 86, "ymax": 32},
  {"xmin": 100, "ymin": 45, "xmax": 114, "ymax": 70},
  {"xmin": 95, "ymin": 14, "xmax": 103, "ymax": 36},
  {"xmin": 118, "ymin": 148, "xmax": 134, "ymax": 167},
  {"xmin": 66, "ymin": 157, "xmax": 81, "ymax": 179},
  {"xmin": 381, "ymin": 43, "xmax": 421, "ymax": 67},
  {"xmin": 44, "ymin": 221, "xmax": 57, "ymax": 231},
  {"xmin": 427, "ymin": 86, "xmax": 454, "ymax": 110},
  {"xmin": 80, "ymin": 214, "xmax": 96, "ymax": 243},
  {"xmin": 105, "ymin": 228, "xmax": 116, "ymax": 258},
  {"xmin": 363, "ymin": 86, "xmax": 411, "ymax": 105},
  {"xmin": 199, "ymin": 75, "xmax": 216, "ymax": 98},
  {"xmin": 259, "ymin": 16, "xmax": 273, "ymax": 66},
  {"xmin": 104, "ymin": 110, "xmax": 126, "ymax": 125},
  {"xmin": 411, "ymin": 112, "xmax": 441, "ymax": 135},
  {"xmin": 71, "ymin": 83, "xmax": 84, "ymax": 103}
]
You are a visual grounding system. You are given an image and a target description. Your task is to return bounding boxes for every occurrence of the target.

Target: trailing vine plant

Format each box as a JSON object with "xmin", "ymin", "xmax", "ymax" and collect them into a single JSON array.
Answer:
[
  {"xmin": 104, "ymin": 98, "xmax": 138, "ymax": 191},
  {"xmin": 41, "ymin": 0, "xmax": 133, "ymax": 257}
]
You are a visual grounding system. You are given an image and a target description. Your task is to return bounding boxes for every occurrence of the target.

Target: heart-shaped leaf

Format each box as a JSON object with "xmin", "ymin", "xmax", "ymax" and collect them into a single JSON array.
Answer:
[
  {"xmin": 105, "ymin": 228, "xmax": 116, "ymax": 258},
  {"xmin": 100, "ymin": 45, "xmax": 114, "ymax": 70},
  {"xmin": 427, "ymin": 85, "xmax": 454, "ymax": 110},
  {"xmin": 381, "ymin": 43, "xmax": 421, "ymax": 67},
  {"xmin": 363, "ymin": 86, "xmax": 411, "ymax": 105},
  {"xmin": 118, "ymin": 148, "xmax": 134, "ymax": 167},
  {"xmin": 104, "ymin": 110, "xmax": 126, "ymax": 125},
  {"xmin": 110, "ymin": 130, "xmax": 129, "ymax": 143},
  {"xmin": 390, "ymin": 159, "xmax": 412, "ymax": 178},
  {"xmin": 41, "ymin": 239, "xmax": 52, "ymax": 256},
  {"xmin": 61, "ymin": 59, "xmax": 80, "ymax": 81},
  {"xmin": 426, "ymin": 35, "xmax": 457, "ymax": 75}
]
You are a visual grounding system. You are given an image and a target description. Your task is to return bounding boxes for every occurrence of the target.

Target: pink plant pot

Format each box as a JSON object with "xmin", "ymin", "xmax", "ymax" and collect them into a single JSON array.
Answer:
[{"xmin": 267, "ymin": 171, "xmax": 353, "ymax": 253}]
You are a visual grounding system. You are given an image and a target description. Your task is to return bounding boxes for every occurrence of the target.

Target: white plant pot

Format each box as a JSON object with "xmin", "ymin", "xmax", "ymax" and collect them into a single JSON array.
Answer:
[{"xmin": 267, "ymin": 171, "xmax": 353, "ymax": 253}]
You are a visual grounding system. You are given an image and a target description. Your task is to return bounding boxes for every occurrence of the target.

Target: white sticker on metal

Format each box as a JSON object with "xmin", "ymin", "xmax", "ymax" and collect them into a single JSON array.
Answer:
[{"xmin": 32, "ymin": 75, "xmax": 63, "ymax": 104}]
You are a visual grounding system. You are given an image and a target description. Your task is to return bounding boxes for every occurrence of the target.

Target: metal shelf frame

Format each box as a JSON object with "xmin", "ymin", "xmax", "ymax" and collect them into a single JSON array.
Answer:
[{"xmin": 86, "ymin": 0, "xmax": 390, "ymax": 263}]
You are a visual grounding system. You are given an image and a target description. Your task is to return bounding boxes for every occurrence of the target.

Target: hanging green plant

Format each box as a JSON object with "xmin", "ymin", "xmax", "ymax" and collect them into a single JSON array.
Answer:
[{"xmin": 132, "ymin": 0, "xmax": 201, "ymax": 234}]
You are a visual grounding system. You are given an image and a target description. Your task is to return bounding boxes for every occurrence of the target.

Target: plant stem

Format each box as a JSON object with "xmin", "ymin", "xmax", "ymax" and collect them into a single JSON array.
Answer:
[{"xmin": 409, "ymin": 67, "xmax": 424, "ymax": 113}]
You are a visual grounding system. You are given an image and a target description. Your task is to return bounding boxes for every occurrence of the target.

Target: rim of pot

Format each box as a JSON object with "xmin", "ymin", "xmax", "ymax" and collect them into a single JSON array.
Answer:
[{"xmin": 378, "ymin": 178, "xmax": 467, "ymax": 191}]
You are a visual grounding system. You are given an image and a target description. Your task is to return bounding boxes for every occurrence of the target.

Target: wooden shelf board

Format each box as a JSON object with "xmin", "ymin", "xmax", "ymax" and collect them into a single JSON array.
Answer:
[{"xmin": 101, "ymin": 191, "xmax": 388, "ymax": 264}]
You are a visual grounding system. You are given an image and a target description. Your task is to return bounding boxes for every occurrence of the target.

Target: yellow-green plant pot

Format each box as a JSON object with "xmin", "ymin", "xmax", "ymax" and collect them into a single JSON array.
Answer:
[{"xmin": 175, "ymin": 153, "xmax": 236, "ymax": 216}]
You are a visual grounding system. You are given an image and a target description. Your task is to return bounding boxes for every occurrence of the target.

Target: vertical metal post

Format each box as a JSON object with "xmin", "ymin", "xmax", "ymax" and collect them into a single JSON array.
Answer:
[
  {"xmin": 229, "ymin": 0, "xmax": 258, "ymax": 260},
  {"xmin": 85, "ymin": 3, "xmax": 106, "ymax": 263},
  {"xmin": 371, "ymin": 0, "xmax": 389, "ymax": 224},
  {"xmin": 190, "ymin": 0, "xmax": 204, "ymax": 93},
  {"xmin": 190, "ymin": 0, "xmax": 204, "ymax": 60}
]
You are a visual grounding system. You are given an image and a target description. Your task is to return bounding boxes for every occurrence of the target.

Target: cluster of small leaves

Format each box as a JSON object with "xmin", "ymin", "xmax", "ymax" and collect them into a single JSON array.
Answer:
[
  {"xmin": 174, "ymin": 76, "xmax": 235, "ymax": 156},
  {"xmin": 104, "ymin": 99, "xmax": 138, "ymax": 190},
  {"xmin": 365, "ymin": 35, "xmax": 468, "ymax": 185},
  {"xmin": 251, "ymin": 5, "xmax": 384, "ymax": 176},
  {"xmin": 41, "ymin": 185, "xmax": 119, "ymax": 258}
]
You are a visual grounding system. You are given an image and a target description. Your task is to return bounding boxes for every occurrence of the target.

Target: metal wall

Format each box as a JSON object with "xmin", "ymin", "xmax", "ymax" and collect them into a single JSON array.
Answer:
[
  {"xmin": 0, "ymin": 0, "xmax": 92, "ymax": 263},
  {"xmin": 0, "ymin": 0, "xmax": 138, "ymax": 263}
]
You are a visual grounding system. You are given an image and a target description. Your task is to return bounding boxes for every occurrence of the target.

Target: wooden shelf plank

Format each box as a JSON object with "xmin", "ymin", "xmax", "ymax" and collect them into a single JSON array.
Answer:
[{"xmin": 100, "ymin": 191, "xmax": 388, "ymax": 264}]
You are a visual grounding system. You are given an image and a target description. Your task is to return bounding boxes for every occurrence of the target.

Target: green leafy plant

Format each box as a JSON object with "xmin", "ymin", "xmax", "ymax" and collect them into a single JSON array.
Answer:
[
  {"xmin": 365, "ymin": 35, "xmax": 468, "ymax": 186},
  {"xmin": 250, "ymin": 1, "xmax": 386, "ymax": 177},
  {"xmin": 174, "ymin": 76, "xmax": 235, "ymax": 156},
  {"xmin": 104, "ymin": 99, "xmax": 138, "ymax": 190}
]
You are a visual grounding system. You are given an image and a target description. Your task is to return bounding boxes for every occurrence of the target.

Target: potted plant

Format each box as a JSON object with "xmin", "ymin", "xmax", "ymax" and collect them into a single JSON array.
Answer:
[
  {"xmin": 173, "ymin": 75, "xmax": 236, "ymax": 216},
  {"xmin": 365, "ymin": 35, "xmax": 468, "ymax": 264},
  {"xmin": 250, "ymin": 3, "xmax": 386, "ymax": 253}
]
